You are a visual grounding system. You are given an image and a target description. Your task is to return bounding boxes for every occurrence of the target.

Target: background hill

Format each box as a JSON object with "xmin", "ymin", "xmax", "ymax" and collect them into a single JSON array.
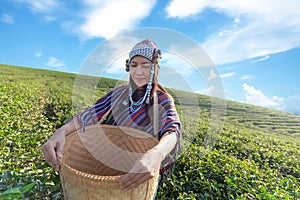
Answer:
[{"xmin": 0, "ymin": 64, "xmax": 299, "ymax": 199}]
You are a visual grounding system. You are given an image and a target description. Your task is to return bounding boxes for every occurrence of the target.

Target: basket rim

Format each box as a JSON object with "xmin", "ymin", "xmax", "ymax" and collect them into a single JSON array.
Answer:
[
  {"xmin": 59, "ymin": 124, "xmax": 159, "ymax": 182},
  {"xmin": 58, "ymin": 158, "xmax": 123, "ymax": 182},
  {"xmin": 85, "ymin": 124, "xmax": 159, "ymax": 139}
]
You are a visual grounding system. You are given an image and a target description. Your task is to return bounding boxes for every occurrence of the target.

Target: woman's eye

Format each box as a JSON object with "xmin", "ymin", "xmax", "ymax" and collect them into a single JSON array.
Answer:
[{"xmin": 130, "ymin": 64, "xmax": 151, "ymax": 68}]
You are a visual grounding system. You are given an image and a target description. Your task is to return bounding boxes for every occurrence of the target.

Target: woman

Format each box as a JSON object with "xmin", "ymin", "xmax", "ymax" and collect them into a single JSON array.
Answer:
[{"xmin": 41, "ymin": 39, "xmax": 181, "ymax": 192}]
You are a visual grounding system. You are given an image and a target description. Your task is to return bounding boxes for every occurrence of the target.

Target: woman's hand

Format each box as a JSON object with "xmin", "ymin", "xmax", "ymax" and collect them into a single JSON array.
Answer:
[
  {"xmin": 119, "ymin": 149, "xmax": 163, "ymax": 190},
  {"xmin": 41, "ymin": 127, "xmax": 66, "ymax": 171},
  {"xmin": 119, "ymin": 132, "xmax": 177, "ymax": 190},
  {"xmin": 41, "ymin": 116, "xmax": 80, "ymax": 171}
]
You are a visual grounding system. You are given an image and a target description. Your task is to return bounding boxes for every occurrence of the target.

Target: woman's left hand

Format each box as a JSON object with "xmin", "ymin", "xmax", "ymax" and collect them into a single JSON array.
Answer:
[{"xmin": 119, "ymin": 149, "xmax": 163, "ymax": 190}]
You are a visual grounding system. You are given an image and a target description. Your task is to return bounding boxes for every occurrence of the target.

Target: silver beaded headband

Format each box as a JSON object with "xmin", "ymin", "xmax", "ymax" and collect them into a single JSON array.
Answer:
[{"xmin": 129, "ymin": 39, "xmax": 157, "ymax": 62}]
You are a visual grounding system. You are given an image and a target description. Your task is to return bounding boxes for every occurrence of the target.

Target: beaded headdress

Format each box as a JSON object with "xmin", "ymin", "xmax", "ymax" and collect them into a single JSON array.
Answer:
[{"xmin": 129, "ymin": 38, "xmax": 157, "ymax": 62}]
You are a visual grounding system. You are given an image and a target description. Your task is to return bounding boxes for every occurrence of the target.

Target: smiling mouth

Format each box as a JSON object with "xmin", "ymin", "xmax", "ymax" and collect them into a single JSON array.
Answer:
[{"xmin": 135, "ymin": 77, "xmax": 145, "ymax": 81}]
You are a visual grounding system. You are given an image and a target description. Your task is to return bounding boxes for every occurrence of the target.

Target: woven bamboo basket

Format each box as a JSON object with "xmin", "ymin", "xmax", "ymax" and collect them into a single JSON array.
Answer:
[{"xmin": 58, "ymin": 124, "xmax": 160, "ymax": 200}]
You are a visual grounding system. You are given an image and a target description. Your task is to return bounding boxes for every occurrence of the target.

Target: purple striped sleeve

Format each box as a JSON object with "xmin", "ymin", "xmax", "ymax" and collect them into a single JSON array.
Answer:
[{"xmin": 159, "ymin": 93, "xmax": 181, "ymax": 140}]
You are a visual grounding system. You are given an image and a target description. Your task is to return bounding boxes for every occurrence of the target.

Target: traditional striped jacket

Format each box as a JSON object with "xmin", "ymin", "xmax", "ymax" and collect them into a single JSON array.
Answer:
[{"xmin": 80, "ymin": 84, "xmax": 181, "ymax": 182}]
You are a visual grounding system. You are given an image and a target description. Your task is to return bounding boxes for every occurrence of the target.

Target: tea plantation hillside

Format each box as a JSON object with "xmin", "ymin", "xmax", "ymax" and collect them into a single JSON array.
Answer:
[{"xmin": 0, "ymin": 64, "xmax": 299, "ymax": 199}]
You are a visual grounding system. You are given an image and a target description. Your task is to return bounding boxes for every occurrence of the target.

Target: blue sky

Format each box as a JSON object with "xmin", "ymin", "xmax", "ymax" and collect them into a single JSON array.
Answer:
[{"xmin": 1, "ymin": 0, "xmax": 300, "ymax": 114}]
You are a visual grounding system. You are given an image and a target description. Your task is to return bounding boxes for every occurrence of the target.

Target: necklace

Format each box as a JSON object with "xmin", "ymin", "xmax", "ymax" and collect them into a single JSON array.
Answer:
[
  {"xmin": 128, "ymin": 63, "xmax": 156, "ymax": 112},
  {"xmin": 128, "ymin": 87, "xmax": 147, "ymax": 112}
]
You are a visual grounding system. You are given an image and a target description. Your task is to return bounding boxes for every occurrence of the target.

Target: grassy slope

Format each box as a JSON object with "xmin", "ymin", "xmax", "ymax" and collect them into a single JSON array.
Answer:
[{"xmin": 0, "ymin": 64, "xmax": 299, "ymax": 199}]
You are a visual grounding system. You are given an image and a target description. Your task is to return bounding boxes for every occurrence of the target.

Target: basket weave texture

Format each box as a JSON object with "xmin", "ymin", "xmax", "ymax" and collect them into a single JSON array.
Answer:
[{"xmin": 59, "ymin": 124, "xmax": 160, "ymax": 200}]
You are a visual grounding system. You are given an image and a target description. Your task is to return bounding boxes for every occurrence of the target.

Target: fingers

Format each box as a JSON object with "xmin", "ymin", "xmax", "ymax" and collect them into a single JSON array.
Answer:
[
  {"xmin": 119, "ymin": 159, "xmax": 157, "ymax": 190},
  {"xmin": 41, "ymin": 130, "xmax": 65, "ymax": 171},
  {"xmin": 119, "ymin": 151, "xmax": 161, "ymax": 190},
  {"xmin": 41, "ymin": 140, "xmax": 61, "ymax": 171},
  {"xmin": 120, "ymin": 172, "xmax": 154, "ymax": 190},
  {"xmin": 119, "ymin": 172, "xmax": 139, "ymax": 190},
  {"xmin": 55, "ymin": 139, "xmax": 64, "ymax": 159}
]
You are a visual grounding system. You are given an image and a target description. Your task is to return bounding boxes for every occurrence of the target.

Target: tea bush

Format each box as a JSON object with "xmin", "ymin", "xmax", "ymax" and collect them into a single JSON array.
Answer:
[{"xmin": 1, "ymin": 64, "xmax": 299, "ymax": 199}]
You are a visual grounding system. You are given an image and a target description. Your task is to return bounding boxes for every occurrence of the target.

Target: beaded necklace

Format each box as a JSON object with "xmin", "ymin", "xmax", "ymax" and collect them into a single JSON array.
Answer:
[{"xmin": 128, "ymin": 64, "xmax": 156, "ymax": 112}]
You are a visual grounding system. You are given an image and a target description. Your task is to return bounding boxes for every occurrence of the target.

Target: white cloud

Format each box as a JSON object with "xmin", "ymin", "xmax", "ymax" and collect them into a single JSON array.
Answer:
[
  {"xmin": 242, "ymin": 83, "xmax": 300, "ymax": 114},
  {"xmin": 35, "ymin": 52, "xmax": 42, "ymax": 58},
  {"xmin": 46, "ymin": 56, "xmax": 65, "ymax": 68},
  {"xmin": 220, "ymin": 72, "xmax": 236, "ymax": 79},
  {"xmin": 13, "ymin": 0, "xmax": 60, "ymax": 24},
  {"xmin": 250, "ymin": 55, "xmax": 270, "ymax": 63},
  {"xmin": 14, "ymin": 0, "xmax": 156, "ymax": 39},
  {"xmin": 167, "ymin": 0, "xmax": 300, "ymax": 65},
  {"xmin": 241, "ymin": 75, "xmax": 252, "ymax": 80},
  {"xmin": 16, "ymin": 0, "xmax": 60, "ymax": 13},
  {"xmin": 166, "ymin": 0, "xmax": 210, "ymax": 18},
  {"xmin": 242, "ymin": 83, "xmax": 284, "ymax": 107},
  {"xmin": 78, "ymin": 0, "xmax": 156, "ymax": 39},
  {"xmin": 1, "ymin": 14, "xmax": 14, "ymax": 24}
]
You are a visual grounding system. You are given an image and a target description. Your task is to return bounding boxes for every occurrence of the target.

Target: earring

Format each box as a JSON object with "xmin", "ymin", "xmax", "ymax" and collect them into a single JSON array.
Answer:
[
  {"xmin": 153, "ymin": 50, "xmax": 162, "ymax": 68},
  {"xmin": 125, "ymin": 59, "xmax": 129, "ymax": 72}
]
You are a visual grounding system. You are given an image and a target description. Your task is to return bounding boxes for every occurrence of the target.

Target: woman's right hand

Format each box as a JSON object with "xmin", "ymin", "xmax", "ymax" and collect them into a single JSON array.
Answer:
[
  {"xmin": 41, "ymin": 127, "xmax": 66, "ymax": 171},
  {"xmin": 41, "ymin": 116, "xmax": 80, "ymax": 171}
]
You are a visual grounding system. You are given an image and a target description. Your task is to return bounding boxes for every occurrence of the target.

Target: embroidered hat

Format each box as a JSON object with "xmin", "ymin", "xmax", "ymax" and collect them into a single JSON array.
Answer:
[{"xmin": 129, "ymin": 39, "xmax": 157, "ymax": 62}]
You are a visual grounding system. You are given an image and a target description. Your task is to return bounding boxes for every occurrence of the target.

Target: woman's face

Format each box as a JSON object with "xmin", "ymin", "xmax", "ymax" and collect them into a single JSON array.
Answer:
[{"xmin": 129, "ymin": 56, "xmax": 152, "ymax": 88}]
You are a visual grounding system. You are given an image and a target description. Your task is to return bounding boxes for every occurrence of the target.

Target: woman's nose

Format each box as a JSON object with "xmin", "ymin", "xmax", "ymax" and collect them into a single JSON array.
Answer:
[{"xmin": 135, "ymin": 67, "xmax": 143, "ymax": 74}]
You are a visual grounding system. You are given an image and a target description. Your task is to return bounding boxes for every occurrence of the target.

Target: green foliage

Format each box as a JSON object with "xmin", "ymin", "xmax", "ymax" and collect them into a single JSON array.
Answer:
[
  {"xmin": 0, "ymin": 64, "xmax": 299, "ymax": 199},
  {"xmin": 0, "ymin": 177, "xmax": 35, "ymax": 200},
  {"xmin": 157, "ymin": 127, "xmax": 299, "ymax": 199}
]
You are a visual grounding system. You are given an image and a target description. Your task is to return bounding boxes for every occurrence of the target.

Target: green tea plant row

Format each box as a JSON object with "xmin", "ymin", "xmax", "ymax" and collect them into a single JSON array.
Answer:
[
  {"xmin": 0, "ymin": 81, "xmax": 61, "ymax": 199},
  {"xmin": 0, "ymin": 64, "xmax": 299, "ymax": 199},
  {"xmin": 0, "ymin": 65, "xmax": 119, "ymax": 199},
  {"xmin": 157, "ymin": 109, "xmax": 300, "ymax": 199}
]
